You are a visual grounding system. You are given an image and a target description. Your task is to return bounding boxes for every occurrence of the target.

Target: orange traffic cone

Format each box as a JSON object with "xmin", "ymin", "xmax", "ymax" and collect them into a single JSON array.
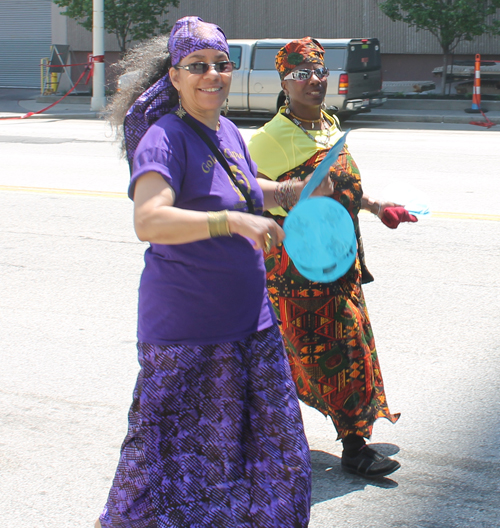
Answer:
[{"xmin": 465, "ymin": 54, "xmax": 488, "ymax": 114}]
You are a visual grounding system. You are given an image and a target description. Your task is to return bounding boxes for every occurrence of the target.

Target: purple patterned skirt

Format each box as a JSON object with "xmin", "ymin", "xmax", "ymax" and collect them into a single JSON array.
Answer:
[{"xmin": 98, "ymin": 324, "xmax": 311, "ymax": 528}]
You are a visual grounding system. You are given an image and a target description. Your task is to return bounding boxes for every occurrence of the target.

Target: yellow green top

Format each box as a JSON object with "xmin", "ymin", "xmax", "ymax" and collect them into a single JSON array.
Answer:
[{"xmin": 248, "ymin": 108, "xmax": 343, "ymax": 215}]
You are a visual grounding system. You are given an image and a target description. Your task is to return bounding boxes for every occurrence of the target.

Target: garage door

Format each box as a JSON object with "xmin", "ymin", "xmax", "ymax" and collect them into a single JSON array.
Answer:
[{"xmin": 0, "ymin": 0, "xmax": 52, "ymax": 88}]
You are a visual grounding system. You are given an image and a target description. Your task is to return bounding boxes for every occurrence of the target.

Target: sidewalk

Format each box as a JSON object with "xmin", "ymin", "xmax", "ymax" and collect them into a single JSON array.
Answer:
[
  {"xmin": 0, "ymin": 89, "xmax": 98, "ymax": 120},
  {"xmin": 1, "ymin": 88, "xmax": 499, "ymax": 125},
  {"xmin": 19, "ymin": 97, "xmax": 98, "ymax": 119},
  {"xmin": 349, "ymin": 98, "xmax": 500, "ymax": 126}
]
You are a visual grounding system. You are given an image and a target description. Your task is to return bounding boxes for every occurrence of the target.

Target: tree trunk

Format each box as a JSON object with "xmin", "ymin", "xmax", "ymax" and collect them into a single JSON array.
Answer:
[
  {"xmin": 119, "ymin": 35, "xmax": 127, "ymax": 54},
  {"xmin": 114, "ymin": 28, "xmax": 128, "ymax": 55},
  {"xmin": 441, "ymin": 52, "xmax": 449, "ymax": 96}
]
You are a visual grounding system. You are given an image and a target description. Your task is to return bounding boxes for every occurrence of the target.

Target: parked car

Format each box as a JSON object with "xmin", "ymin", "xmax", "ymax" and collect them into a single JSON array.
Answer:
[
  {"xmin": 432, "ymin": 61, "xmax": 500, "ymax": 95},
  {"xmin": 228, "ymin": 38, "xmax": 386, "ymax": 120}
]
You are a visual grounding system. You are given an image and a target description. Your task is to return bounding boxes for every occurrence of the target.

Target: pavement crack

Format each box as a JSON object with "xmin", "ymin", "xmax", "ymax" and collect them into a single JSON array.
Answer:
[
  {"xmin": 2, "ymin": 230, "xmax": 140, "ymax": 245},
  {"xmin": 0, "ymin": 262, "xmax": 25, "ymax": 268},
  {"xmin": 77, "ymin": 235, "xmax": 142, "ymax": 245}
]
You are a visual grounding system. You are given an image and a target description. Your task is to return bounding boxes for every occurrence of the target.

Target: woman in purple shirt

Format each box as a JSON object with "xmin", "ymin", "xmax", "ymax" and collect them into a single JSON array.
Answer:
[{"xmin": 95, "ymin": 17, "xmax": 333, "ymax": 528}]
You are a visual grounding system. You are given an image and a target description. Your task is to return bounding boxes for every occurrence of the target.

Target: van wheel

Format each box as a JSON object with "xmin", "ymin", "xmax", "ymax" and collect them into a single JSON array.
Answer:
[{"xmin": 277, "ymin": 91, "xmax": 286, "ymax": 112}]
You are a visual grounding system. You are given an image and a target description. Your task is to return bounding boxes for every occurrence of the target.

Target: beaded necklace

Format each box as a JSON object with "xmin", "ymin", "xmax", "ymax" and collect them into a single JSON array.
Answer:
[
  {"xmin": 289, "ymin": 110, "xmax": 322, "ymax": 129},
  {"xmin": 289, "ymin": 113, "xmax": 332, "ymax": 146}
]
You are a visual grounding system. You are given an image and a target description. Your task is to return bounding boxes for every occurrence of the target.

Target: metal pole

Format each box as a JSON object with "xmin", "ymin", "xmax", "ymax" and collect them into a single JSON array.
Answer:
[{"xmin": 90, "ymin": 0, "xmax": 106, "ymax": 111}]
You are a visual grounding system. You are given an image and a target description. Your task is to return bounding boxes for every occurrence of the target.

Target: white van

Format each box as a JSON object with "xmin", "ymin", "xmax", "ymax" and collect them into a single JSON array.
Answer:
[{"xmin": 228, "ymin": 38, "xmax": 386, "ymax": 120}]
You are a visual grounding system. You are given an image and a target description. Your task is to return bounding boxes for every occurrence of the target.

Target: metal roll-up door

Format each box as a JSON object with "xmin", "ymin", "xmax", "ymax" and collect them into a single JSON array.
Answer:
[{"xmin": 0, "ymin": 0, "xmax": 52, "ymax": 88}]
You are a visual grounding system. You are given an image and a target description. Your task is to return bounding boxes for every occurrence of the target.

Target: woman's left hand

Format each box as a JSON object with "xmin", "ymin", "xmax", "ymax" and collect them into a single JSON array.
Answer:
[
  {"xmin": 379, "ymin": 205, "xmax": 418, "ymax": 229},
  {"xmin": 376, "ymin": 200, "xmax": 401, "ymax": 219}
]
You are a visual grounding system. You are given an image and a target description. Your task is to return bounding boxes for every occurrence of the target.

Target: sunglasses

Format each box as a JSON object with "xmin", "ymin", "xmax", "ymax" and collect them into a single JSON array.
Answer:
[
  {"xmin": 283, "ymin": 67, "xmax": 329, "ymax": 81},
  {"xmin": 174, "ymin": 61, "xmax": 236, "ymax": 74}
]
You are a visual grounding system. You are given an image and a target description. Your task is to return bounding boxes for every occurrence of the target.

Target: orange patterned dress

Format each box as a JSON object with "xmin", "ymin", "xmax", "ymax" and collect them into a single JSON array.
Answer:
[{"xmin": 264, "ymin": 145, "xmax": 399, "ymax": 439}]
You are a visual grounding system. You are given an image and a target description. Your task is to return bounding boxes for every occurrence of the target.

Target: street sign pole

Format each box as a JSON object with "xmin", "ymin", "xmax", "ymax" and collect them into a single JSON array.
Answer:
[{"xmin": 90, "ymin": 0, "xmax": 106, "ymax": 111}]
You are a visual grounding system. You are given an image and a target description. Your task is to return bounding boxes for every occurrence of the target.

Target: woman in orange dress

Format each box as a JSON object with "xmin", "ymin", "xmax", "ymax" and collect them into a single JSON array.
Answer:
[{"xmin": 248, "ymin": 37, "xmax": 417, "ymax": 479}]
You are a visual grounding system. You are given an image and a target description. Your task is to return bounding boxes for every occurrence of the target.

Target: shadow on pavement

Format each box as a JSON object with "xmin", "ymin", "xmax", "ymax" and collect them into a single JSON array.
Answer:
[
  {"xmin": 0, "ymin": 88, "xmax": 39, "ymax": 113},
  {"xmin": 311, "ymin": 446, "xmax": 400, "ymax": 505}
]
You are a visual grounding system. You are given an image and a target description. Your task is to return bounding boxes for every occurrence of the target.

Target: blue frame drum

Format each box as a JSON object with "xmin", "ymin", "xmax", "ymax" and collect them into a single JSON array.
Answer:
[{"xmin": 283, "ymin": 132, "xmax": 358, "ymax": 283}]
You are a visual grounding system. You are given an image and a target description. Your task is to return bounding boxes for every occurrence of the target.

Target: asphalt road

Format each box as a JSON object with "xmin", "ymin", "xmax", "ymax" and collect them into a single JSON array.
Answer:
[{"xmin": 1, "ymin": 118, "xmax": 499, "ymax": 528}]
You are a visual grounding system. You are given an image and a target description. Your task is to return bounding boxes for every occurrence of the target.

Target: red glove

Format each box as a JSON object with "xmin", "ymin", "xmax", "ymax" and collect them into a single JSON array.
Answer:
[{"xmin": 381, "ymin": 206, "xmax": 418, "ymax": 229}]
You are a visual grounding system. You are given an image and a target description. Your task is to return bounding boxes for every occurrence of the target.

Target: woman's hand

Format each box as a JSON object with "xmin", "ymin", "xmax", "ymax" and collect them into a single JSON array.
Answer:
[
  {"xmin": 228, "ymin": 211, "xmax": 284, "ymax": 251},
  {"xmin": 376, "ymin": 200, "xmax": 402, "ymax": 219},
  {"xmin": 256, "ymin": 172, "xmax": 333, "ymax": 213},
  {"xmin": 362, "ymin": 195, "xmax": 401, "ymax": 219},
  {"xmin": 361, "ymin": 195, "xmax": 417, "ymax": 228},
  {"xmin": 379, "ymin": 205, "xmax": 418, "ymax": 229},
  {"xmin": 296, "ymin": 172, "xmax": 335, "ymax": 198}
]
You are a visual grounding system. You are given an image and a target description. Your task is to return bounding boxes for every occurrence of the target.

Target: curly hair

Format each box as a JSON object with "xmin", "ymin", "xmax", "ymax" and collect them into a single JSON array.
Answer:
[{"xmin": 105, "ymin": 34, "xmax": 177, "ymax": 155}]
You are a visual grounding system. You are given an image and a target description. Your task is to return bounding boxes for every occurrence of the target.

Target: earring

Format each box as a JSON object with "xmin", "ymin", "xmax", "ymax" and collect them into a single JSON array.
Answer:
[
  {"xmin": 321, "ymin": 101, "xmax": 326, "ymax": 111},
  {"xmin": 175, "ymin": 91, "xmax": 186, "ymax": 118},
  {"xmin": 285, "ymin": 94, "xmax": 290, "ymax": 115},
  {"xmin": 224, "ymin": 98, "xmax": 229, "ymax": 116}
]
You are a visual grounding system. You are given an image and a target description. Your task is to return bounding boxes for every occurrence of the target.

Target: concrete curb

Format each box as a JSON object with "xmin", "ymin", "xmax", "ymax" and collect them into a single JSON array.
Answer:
[
  {"xmin": 36, "ymin": 95, "xmax": 92, "ymax": 105},
  {"xmin": 0, "ymin": 112, "xmax": 99, "ymax": 120},
  {"xmin": 349, "ymin": 112, "xmax": 500, "ymax": 125},
  {"xmin": 381, "ymin": 98, "xmax": 500, "ymax": 111},
  {"xmin": 3, "ymin": 100, "xmax": 499, "ymax": 125},
  {"xmin": 28, "ymin": 112, "xmax": 99, "ymax": 120},
  {"xmin": 3, "ymin": 112, "xmax": 498, "ymax": 125}
]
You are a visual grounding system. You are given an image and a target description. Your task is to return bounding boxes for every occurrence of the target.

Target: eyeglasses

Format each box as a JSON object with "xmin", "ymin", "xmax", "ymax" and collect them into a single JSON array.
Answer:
[
  {"xmin": 174, "ymin": 61, "xmax": 236, "ymax": 74},
  {"xmin": 283, "ymin": 67, "xmax": 329, "ymax": 81}
]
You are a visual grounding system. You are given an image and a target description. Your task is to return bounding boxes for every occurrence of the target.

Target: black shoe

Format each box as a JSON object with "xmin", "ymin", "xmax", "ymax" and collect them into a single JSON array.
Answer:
[{"xmin": 341, "ymin": 445, "xmax": 401, "ymax": 478}]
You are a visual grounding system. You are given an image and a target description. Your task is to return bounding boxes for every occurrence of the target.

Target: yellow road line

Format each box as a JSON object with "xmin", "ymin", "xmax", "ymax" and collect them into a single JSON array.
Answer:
[
  {"xmin": 431, "ymin": 211, "xmax": 500, "ymax": 221},
  {"xmin": 358, "ymin": 209, "xmax": 500, "ymax": 221},
  {"xmin": 1, "ymin": 185, "xmax": 499, "ymax": 221},
  {"xmin": 0, "ymin": 185, "xmax": 127, "ymax": 199}
]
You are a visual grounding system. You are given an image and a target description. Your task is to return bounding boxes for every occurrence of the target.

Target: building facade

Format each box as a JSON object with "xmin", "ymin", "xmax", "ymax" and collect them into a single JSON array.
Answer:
[{"xmin": 1, "ymin": 0, "xmax": 498, "ymax": 89}]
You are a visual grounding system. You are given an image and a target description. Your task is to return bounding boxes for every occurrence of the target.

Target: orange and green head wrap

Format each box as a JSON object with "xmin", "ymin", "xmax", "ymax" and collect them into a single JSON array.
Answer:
[{"xmin": 275, "ymin": 37, "xmax": 325, "ymax": 80}]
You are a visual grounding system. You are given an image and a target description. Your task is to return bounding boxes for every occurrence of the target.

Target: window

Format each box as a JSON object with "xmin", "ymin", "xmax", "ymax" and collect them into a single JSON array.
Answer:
[
  {"xmin": 253, "ymin": 46, "xmax": 347, "ymax": 72},
  {"xmin": 252, "ymin": 48, "xmax": 280, "ymax": 70},
  {"xmin": 345, "ymin": 42, "xmax": 381, "ymax": 72},
  {"xmin": 229, "ymin": 45, "xmax": 242, "ymax": 70},
  {"xmin": 323, "ymin": 48, "xmax": 347, "ymax": 71}
]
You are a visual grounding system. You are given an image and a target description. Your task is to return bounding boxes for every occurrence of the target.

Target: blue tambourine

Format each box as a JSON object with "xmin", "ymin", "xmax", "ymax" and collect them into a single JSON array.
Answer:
[{"xmin": 283, "ymin": 131, "xmax": 357, "ymax": 283}]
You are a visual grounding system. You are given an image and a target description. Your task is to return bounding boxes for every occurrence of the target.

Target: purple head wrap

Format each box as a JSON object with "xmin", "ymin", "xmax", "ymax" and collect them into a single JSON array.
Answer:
[{"xmin": 124, "ymin": 16, "xmax": 229, "ymax": 170}]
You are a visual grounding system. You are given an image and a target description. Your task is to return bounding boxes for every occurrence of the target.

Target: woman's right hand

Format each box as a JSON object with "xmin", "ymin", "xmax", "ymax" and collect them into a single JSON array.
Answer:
[
  {"xmin": 295, "ymin": 173, "xmax": 335, "ymax": 198},
  {"xmin": 227, "ymin": 212, "xmax": 284, "ymax": 251}
]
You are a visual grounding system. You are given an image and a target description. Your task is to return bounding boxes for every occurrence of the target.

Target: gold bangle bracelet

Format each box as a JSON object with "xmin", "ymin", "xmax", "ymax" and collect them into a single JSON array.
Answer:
[{"xmin": 207, "ymin": 210, "xmax": 232, "ymax": 238}]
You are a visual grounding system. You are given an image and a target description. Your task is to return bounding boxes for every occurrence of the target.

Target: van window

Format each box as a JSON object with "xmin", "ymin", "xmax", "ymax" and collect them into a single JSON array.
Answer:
[
  {"xmin": 229, "ymin": 45, "xmax": 242, "ymax": 69},
  {"xmin": 323, "ymin": 48, "xmax": 346, "ymax": 71},
  {"xmin": 253, "ymin": 48, "xmax": 279, "ymax": 70},
  {"xmin": 254, "ymin": 45, "xmax": 347, "ymax": 72},
  {"xmin": 346, "ymin": 42, "xmax": 381, "ymax": 72}
]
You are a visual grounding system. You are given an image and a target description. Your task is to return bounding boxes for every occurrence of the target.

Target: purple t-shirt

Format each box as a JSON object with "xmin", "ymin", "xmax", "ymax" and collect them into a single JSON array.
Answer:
[{"xmin": 130, "ymin": 113, "xmax": 276, "ymax": 345}]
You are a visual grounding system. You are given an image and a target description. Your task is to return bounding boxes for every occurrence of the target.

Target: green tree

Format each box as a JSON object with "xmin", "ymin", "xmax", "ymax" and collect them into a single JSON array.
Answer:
[
  {"xmin": 379, "ymin": 0, "xmax": 500, "ymax": 94},
  {"xmin": 53, "ymin": 0, "xmax": 179, "ymax": 53}
]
